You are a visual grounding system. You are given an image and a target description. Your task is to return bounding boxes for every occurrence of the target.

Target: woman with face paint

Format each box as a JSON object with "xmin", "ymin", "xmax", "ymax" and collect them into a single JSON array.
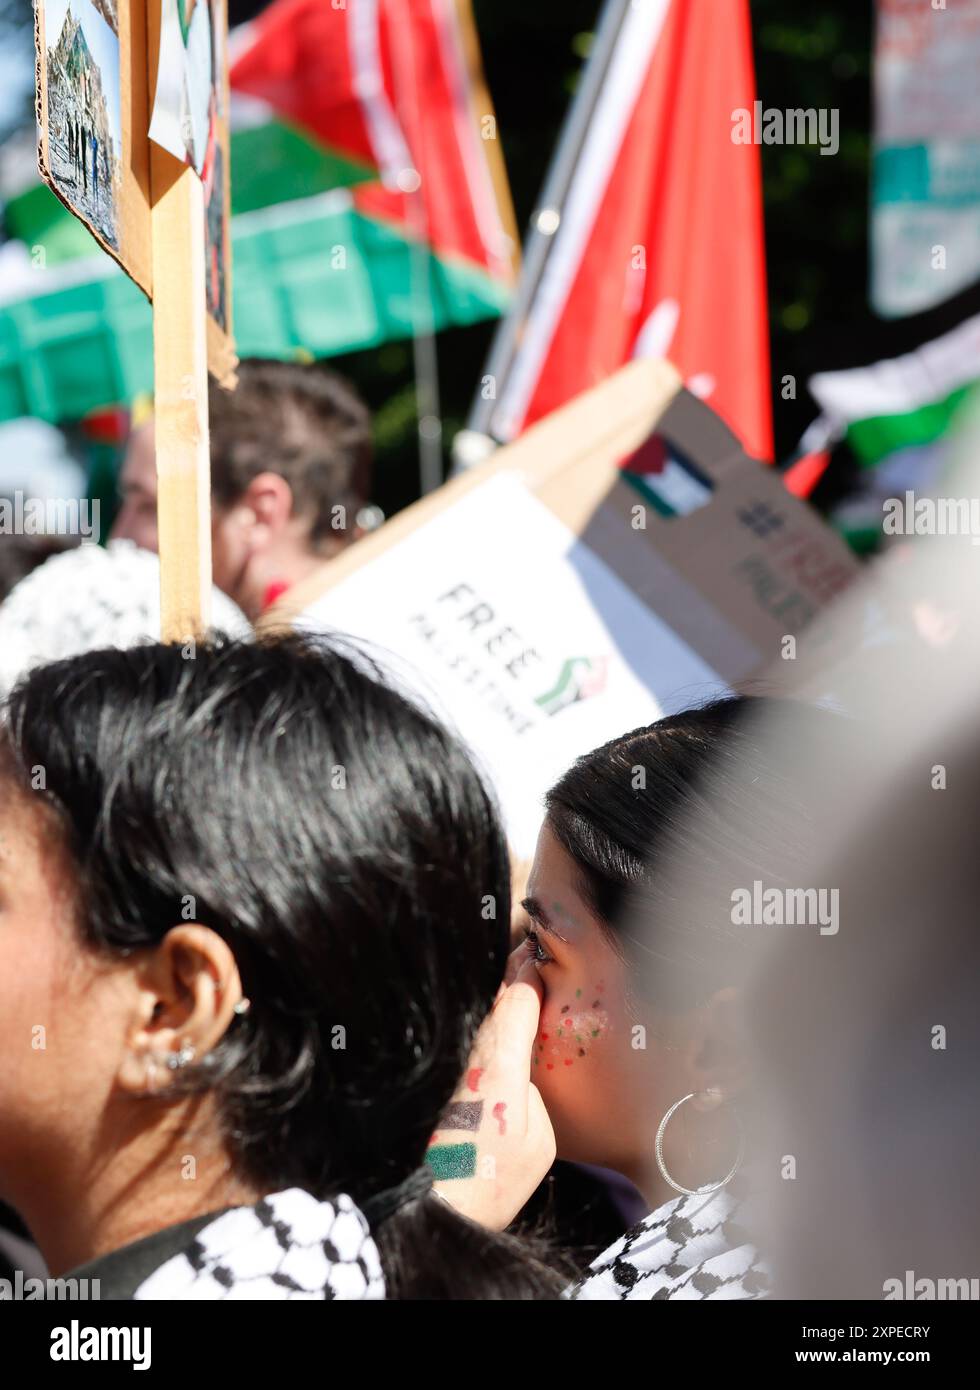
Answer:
[{"xmin": 452, "ymin": 695, "xmax": 846, "ymax": 1299}]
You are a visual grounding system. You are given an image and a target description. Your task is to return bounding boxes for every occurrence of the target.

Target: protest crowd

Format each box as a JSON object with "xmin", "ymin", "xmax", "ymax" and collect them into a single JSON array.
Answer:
[{"xmin": 0, "ymin": 0, "xmax": 978, "ymax": 1325}]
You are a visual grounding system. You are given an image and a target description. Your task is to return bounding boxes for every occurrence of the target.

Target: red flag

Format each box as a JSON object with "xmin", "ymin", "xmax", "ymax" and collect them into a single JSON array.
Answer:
[
  {"xmin": 784, "ymin": 449, "xmax": 831, "ymax": 499},
  {"xmin": 230, "ymin": 0, "xmax": 516, "ymax": 283},
  {"xmin": 491, "ymin": 0, "xmax": 772, "ymax": 461}
]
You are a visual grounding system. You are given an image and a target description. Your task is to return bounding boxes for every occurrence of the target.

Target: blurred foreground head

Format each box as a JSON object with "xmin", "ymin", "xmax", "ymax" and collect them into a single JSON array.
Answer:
[
  {"xmin": 747, "ymin": 720, "xmax": 980, "ymax": 1299},
  {"xmin": 111, "ymin": 359, "xmax": 373, "ymax": 619},
  {"xmin": 0, "ymin": 634, "xmax": 554, "ymax": 1297},
  {"xmin": 673, "ymin": 403, "xmax": 980, "ymax": 1298},
  {"xmin": 739, "ymin": 451, "xmax": 980, "ymax": 1300}
]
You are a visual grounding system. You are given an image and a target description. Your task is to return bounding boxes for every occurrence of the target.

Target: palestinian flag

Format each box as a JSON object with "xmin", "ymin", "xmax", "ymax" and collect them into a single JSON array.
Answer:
[
  {"xmin": 0, "ymin": 0, "xmax": 516, "ymax": 424},
  {"xmin": 809, "ymin": 313, "xmax": 980, "ymax": 468},
  {"xmin": 807, "ymin": 312, "xmax": 980, "ymax": 550},
  {"xmin": 619, "ymin": 433, "xmax": 714, "ymax": 520},
  {"xmin": 484, "ymin": 0, "xmax": 772, "ymax": 464},
  {"xmin": 229, "ymin": 0, "xmax": 516, "ymax": 284}
]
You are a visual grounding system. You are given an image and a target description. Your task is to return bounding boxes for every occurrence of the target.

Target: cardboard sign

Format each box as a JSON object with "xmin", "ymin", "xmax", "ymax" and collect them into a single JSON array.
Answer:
[
  {"xmin": 147, "ymin": 0, "xmax": 233, "ymax": 376},
  {"xmin": 35, "ymin": 0, "xmax": 234, "ymax": 381},
  {"xmin": 36, "ymin": 0, "xmax": 235, "ymax": 639},
  {"xmin": 36, "ymin": 0, "xmax": 152, "ymax": 289},
  {"xmin": 262, "ymin": 360, "xmax": 860, "ymax": 853}
]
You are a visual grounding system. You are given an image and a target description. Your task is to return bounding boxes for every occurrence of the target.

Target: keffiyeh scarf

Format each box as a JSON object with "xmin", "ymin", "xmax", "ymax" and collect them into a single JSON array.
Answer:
[
  {"xmin": 133, "ymin": 1189, "xmax": 385, "ymax": 1300},
  {"xmin": 570, "ymin": 1182, "xmax": 769, "ymax": 1301}
]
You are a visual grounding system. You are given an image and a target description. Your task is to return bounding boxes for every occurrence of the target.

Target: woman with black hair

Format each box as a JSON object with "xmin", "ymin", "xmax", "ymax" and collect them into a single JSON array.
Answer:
[
  {"xmin": 464, "ymin": 696, "xmax": 849, "ymax": 1299},
  {"xmin": 0, "ymin": 635, "xmax": 560, "ymax": 1299}
]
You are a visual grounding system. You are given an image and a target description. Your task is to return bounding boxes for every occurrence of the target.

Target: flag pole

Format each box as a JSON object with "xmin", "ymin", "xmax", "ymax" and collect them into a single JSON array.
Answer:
[
  {"xmin": 409, "ymin": 220, "xmax": 444, "ymax": 496},
  {"xmin": 458, "ymin": 0, "xmax": 631, "ymax": 457}
]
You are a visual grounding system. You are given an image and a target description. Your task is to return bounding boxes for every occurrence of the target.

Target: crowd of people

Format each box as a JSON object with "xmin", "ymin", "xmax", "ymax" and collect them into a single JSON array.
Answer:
[{"xmin": 0, "ymin": 359, "xmax": 976, "ymax": 1302}]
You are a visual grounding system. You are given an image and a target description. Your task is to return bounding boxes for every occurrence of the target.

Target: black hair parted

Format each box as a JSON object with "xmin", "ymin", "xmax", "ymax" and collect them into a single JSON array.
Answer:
[{"xmin": 0, "ymin": 633, "xmax": 565, "ymax": 1297}]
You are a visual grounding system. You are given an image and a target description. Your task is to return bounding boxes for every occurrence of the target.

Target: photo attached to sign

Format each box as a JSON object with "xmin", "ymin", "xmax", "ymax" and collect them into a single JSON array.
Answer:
[
  {"xmin": 204, "ymin": 142, "xmax": 227, "ymax": 329},
  {"xmin": 42, "ymin": 0, "xmax": 122, "ymax": 250},
  {"xmin": 150, "ymin": 0, "xmax": 233, "ymax": 349},
  {"xmin": 150, "ymin": 0, "xmax": 216, "ymax": 176}
]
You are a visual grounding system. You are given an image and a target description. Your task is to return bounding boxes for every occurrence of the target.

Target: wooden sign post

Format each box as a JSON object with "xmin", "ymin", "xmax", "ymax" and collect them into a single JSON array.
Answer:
[
  {"xmin": 35, "ymin": 0, "xmax": 236, "ymax": 642},
  {"xmin": 150, "ymin": 152, "xmax": 213, "ymax": 641}
]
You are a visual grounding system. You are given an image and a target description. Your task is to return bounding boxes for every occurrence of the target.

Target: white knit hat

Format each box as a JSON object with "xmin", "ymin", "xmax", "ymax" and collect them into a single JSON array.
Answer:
[{"xmin": 0, "ymin": 539, "xmax": 251, "ymax": 698}]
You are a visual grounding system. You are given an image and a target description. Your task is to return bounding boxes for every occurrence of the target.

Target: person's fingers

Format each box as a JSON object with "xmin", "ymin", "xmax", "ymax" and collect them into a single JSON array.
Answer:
[
  {"xmin": 494, "ymin": 956, "xmax": 543, "ymax": 1051},
  {"xmin": 484, "ymin": 945, "xmax": 532, "ymax": 1023},
  {"xmin": 503, "ymin": 941, "xmax": 529, "ymax": 986},
  {"xmin": 443, "ymin": 955, "xmax": 542, "ymax": 1135},
  {"xmin": 462, "ymin": 958, "xmax": 541, "ymax": 1114},
  {"xmin": 482, "ymin": 957, "xmax": 542, "ymax": 1130},
  {"xmin": 510, "ymin": 951, "xmax": 544, "ymax": 998}
]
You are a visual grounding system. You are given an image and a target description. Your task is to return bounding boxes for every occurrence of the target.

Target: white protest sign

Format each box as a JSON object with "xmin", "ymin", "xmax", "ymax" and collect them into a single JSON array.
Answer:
[{"xmin": 296, "ymin": 473, "xmax": 727, "ymax": 854}]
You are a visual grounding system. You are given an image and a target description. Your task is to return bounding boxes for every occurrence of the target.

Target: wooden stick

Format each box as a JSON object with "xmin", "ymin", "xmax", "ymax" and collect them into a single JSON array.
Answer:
[{"xmin": 150, "ymin": 146, "xmax": 212, "ymax": 643}]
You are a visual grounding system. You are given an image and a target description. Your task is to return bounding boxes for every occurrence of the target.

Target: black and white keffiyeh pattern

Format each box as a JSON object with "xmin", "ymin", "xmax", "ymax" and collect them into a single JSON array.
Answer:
[
  {"xmin": 133, "ymin": 1189, "xmax": 385, "ymax": 1301},
  {"xmin": 569, "ymin": 1183, "xmax": 769, "ymax": 1301}
]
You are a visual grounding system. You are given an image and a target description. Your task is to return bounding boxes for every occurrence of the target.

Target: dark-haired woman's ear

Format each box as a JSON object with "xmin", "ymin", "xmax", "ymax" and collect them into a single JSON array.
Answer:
[{"xmin": 116, "ymin": 925, "xmax": 246, "ymax": 1095}]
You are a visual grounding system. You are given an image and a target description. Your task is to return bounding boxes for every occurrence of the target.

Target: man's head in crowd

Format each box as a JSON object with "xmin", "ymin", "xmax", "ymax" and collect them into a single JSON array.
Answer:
[{"xmin": 111, "ymin": 358, "xmax": 372, "ymax": 620}]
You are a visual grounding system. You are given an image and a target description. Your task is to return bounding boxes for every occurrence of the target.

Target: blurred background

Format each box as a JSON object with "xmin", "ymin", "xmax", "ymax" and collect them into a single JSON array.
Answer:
[{"xmin": 3, "ymin": 0, "xmax": 979, "ymax": 538}]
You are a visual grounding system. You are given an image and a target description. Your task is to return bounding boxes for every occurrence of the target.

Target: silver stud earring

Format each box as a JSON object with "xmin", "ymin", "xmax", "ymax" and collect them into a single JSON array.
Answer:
[
  {"xmin": 166, "ymin": 1042, "xmax": 196, "ymax": 1070},
  {"xmin": 233, "ymin": 998, "xmax": 251, "ymax": 1016}
]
